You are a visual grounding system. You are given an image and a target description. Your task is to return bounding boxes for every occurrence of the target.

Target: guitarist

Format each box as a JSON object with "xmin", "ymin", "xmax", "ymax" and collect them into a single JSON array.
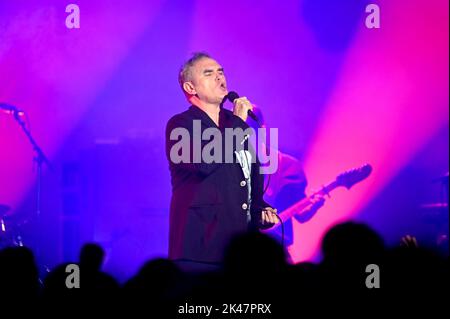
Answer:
[{"xmin": 247, "ymin": 106, "xmax": 325, "ymax": 246}]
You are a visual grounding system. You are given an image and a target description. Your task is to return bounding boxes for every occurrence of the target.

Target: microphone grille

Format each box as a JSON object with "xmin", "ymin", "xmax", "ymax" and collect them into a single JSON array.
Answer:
[{"xmin": 227, "ymin": 91, "xmax": 239, "ymax": 102}]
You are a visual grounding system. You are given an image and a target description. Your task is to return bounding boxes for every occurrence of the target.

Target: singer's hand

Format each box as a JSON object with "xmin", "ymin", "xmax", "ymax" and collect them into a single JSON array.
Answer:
[
  {"xmin": 260, "ymin": 207, "xmax": 279, "ymax": 229},
  {"xmin": 233, "ymin": 97, "xmax": 253, "ymax": 122}
]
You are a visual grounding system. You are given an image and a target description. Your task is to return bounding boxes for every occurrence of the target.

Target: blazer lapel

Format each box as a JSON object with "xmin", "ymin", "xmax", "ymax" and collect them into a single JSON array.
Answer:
[{"xmin": 188, "ymin": 105, "xmax": 219, "ymax": 130}]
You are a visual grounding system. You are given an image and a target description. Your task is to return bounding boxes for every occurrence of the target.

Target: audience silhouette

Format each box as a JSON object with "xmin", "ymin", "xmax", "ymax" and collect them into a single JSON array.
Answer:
[{"xmin": 0, "ymin": 220, "xmax": 447, "ymax": 312}]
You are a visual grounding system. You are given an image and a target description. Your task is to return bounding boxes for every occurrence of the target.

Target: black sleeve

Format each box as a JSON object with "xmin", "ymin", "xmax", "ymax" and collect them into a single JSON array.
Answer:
[{"xmin": 165, "ymin": 115, "xmax": 224, "ymax": 177}]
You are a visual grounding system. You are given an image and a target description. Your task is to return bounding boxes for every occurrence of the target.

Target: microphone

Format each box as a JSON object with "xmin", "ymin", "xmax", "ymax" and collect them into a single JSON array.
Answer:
[
  {"xmin": 226, "ymin": 91, "xmax": 260, "ymax": 125},
  {"xmin": 0, "ymin": 103, "xmax": 25, "ymax": 116}
]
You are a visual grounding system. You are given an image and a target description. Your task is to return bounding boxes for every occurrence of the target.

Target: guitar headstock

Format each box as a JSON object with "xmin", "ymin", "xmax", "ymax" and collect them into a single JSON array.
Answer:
[{"xmin": 336, "ymin": 164, "xmax": 372, "ymax": 190}]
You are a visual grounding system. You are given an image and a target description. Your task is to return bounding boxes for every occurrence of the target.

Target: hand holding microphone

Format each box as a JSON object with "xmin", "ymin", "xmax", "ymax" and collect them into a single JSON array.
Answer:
[{"xmin": 225, "ymin": 91, "xmax": 260, "ymax": 125}]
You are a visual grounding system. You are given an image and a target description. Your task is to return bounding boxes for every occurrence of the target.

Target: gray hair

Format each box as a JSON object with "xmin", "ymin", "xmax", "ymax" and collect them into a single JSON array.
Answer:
[{"xmin": 178, "ymin": 52, "xmax": 211, "ymax": 89}]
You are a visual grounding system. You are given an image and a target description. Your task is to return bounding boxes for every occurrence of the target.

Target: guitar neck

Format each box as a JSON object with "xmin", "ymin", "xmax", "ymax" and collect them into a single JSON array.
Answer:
[
  {"xmin": 274, "ymin": 164, "xmax": 372, "ymax": 225},
  {"xmin": 278, "ymin": 180, "xmax": 339, "ymax": 223}
]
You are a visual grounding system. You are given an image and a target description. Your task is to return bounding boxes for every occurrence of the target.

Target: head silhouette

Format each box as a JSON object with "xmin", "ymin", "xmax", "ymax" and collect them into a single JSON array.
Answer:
[{"xmin": 79, "ymin": 243, "xmax": 105, "ymax": 272}]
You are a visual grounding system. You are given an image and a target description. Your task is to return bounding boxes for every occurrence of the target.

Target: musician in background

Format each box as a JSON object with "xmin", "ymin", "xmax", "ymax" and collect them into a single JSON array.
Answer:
[{"xmin": 246, "ymin": 106, "xmax": 325, "ymax": 247}]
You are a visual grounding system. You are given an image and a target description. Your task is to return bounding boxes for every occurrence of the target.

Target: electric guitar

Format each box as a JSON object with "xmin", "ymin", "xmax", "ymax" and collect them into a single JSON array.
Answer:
[{"xmin": 276, "ymin": 164, "xmax": 373, "ymax": 224}]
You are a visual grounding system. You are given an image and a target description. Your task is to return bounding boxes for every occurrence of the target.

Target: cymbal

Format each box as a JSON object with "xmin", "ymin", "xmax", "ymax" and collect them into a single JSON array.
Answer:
[{"xmin": 0, "ymin": 204, "xmax": 11, "ymax": 217}]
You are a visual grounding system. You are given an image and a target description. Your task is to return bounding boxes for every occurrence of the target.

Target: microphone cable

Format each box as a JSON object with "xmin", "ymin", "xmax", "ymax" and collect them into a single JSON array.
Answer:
[{"xmin": 275, "ymin": 213, "xmax": 285, "ymax": 249}]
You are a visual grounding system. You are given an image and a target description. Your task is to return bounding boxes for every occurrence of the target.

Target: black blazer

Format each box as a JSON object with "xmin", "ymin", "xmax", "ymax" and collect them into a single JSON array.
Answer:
[{"xmin": 165, "ymin": 105, "xmax": 270, "ymax": 263}]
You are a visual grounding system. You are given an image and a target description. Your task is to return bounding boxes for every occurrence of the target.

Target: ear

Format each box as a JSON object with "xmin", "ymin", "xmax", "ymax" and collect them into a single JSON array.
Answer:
[{"xmin": 183, "ymin": 81, "xmax": 196, "ymax": 95}]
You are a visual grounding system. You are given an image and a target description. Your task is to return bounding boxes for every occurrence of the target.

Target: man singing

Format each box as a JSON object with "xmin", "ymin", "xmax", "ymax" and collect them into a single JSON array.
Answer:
[{"xmin": 165, "ymin": 52, "xmax": 278, "ymax": 270}]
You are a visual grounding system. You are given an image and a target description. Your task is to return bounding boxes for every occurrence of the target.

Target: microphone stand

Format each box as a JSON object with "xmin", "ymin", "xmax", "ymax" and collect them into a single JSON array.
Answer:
[
  {"xmin": 13, "ymin": 110, "xmax": 51, "ymax": 219},
  {"xmin": 12, "ymin": 110, "xmax": 52, "ymax": 280}
]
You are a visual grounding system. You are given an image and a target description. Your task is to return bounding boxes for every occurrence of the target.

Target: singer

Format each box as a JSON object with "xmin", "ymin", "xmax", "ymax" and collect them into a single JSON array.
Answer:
[{"xmin": 165, "ymin": 52, "xmax": 279, "ymax": 269}]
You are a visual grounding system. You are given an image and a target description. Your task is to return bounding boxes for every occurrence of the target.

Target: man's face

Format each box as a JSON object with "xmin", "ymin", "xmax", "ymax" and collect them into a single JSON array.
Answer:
[{"xmin": 187, "ymin": 58, "xmax": 228, "ymax": 105}]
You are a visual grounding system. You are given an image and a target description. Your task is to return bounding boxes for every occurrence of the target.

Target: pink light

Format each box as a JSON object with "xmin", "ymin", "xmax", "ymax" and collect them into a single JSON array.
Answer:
[
  {"xmin": 289, "ymin": 0, "xmax": 449, "ymax": 263},
  {"xmin": 0, "ymin": 1, "xmax": 162, "ymax": 209}
]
